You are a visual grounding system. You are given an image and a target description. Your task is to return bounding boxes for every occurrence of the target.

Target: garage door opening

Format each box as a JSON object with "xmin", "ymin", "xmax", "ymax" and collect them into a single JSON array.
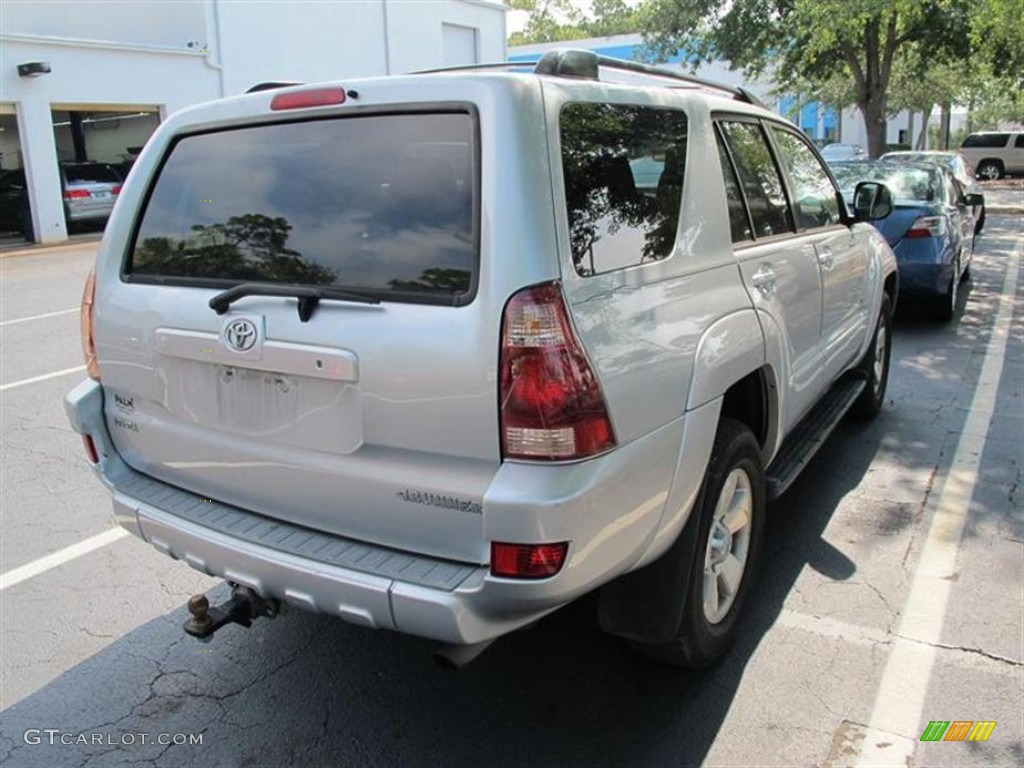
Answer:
[
  {"xmin": 0, "ymin": 109, "xmax": 30, "ymax": 243},
  {"xmin": 51, "ymin": 107, "xmax": 160, "ymax": 234}
]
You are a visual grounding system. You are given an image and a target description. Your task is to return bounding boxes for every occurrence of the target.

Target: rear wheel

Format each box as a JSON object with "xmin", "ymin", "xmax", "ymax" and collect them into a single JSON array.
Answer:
[
  {"xmin": 976, "ymin": 160, "xmax": 1003, "ymax": 181},
  {"xmin": 852, "ymin": 294, "xmax": 892, "ymax": 420},
  {"xmin": 629, "ymin": 419, "xmax": 764, "ymax": 668}
]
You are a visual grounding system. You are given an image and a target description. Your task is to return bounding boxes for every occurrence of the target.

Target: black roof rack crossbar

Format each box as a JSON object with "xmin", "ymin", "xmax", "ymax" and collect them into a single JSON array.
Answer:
[{"xmin": 246, "ymin": 81, "xmax": 304, "ymax": 94}]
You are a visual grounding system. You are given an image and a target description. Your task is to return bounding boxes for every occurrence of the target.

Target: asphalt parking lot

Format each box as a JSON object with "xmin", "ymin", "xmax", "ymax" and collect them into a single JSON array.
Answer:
[{"xmin": 0, "ymin": 216, "xmax": 1021, "ymax": 767}]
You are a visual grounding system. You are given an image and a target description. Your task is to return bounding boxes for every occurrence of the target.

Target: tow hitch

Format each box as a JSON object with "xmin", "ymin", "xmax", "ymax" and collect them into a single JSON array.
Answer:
[{"xmin": 183, "ymin": 585, "xmax": 280, "ymax": 641}]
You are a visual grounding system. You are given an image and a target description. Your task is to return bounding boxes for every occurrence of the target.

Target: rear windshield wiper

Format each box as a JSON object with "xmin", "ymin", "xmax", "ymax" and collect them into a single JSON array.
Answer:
[{"xmin": 210, "ymin": 283, "xmax": 380, "ymax": 322}]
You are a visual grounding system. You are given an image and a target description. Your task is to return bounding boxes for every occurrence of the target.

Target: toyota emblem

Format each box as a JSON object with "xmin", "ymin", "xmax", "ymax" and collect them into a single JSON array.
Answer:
[{"xmin": 224, "ymin": 319, "xmax": 258, "ymax": 352}]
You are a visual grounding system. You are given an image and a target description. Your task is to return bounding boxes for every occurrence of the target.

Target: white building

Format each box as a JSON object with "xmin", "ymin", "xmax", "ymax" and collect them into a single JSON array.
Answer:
[{"xmin": 0, "ymin": 0, "xmax": 507, "ymax": 244}]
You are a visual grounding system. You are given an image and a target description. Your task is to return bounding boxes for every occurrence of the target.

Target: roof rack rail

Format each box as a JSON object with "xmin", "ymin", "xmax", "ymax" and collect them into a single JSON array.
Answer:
[
  {"xmin": 533, "ymin": 49, "xmax": 766, "ymax": 108},
  {"xmin": 412, "ymin": 61, "xmax": 537, "ymax": 75},
  {"xmin": 246, "ymin": 81, "xmax": 303, "ymax": 94},
  {"xmin": 414, "ymin": 49, "xmax": 766, "ymax": 108}
]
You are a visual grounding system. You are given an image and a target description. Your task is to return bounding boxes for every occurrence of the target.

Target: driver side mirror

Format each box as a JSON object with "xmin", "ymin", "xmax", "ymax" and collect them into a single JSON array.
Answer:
[
  {"xmin": 854, "ymin": 181, "xmax": 893, "ymax": 221},
  {"xmin": 963, "ymin": 192, "xmax": 984, "ymax": 207}
]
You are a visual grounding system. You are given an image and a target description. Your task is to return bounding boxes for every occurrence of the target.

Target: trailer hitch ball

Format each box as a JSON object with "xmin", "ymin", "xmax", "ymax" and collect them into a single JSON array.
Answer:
[
  {"xmin": 183, "ymin": 585, "xmax": 279, "ymax": 640},
  {"xmin": 187, "ymin": 594, "xmax": 213, "ymax": 631}
]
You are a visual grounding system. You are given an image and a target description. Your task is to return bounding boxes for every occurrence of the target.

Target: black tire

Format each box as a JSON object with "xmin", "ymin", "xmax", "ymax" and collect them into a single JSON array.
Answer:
[
  {"xmin": 974, "ymin": 206, "xmax": 985, "ymax": 235},
  {"xmin": 976, "ymin": 160, "xmax": 1003, "ymax": 181},
  {"xmin": 852, "ymin": 294, "xmax": 893, "ymax": 420},
  {"xmin": 629, "ymin": 418, "xmax": 765, "ymax": 668},
  {"xmin": 929, "ymin": 257, "xmax": 959, "ymax": 322}
]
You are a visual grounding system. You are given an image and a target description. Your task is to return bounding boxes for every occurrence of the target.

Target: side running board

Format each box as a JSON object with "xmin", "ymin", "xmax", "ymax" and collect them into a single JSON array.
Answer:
[{"xmin": 765, "ymin": 376, "xmax": 866, "ymax": 499}]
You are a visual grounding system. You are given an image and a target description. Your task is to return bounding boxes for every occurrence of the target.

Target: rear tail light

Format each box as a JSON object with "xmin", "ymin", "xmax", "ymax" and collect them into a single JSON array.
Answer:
[
  {"xmin": 499, "ymin": 281, "xmax": 615, "ymax": 460},
  {"xmin": 491, "ymin": 542, "xmax": 568, "ymax": 579},
  {"xmin": 63, "ymin": 189, "xmax": 90, "ymax": 199},
  {"xmin": 80, "ymin": 269, "xmax": 100, "ymax": 380},
  {"xmin": 111, "ymin": 186, "xmax": 122, "ymax": 195},
  {"xmin": 82, "ymin": 435, "xmax": 99, "ymax": 464},
  {"xmin": 905, "ymin": 216, "xmax": 947, "ymax": 238},
  {"xmin": 270, "ymin": 87, "xmax": 346, "ymax": 111}
]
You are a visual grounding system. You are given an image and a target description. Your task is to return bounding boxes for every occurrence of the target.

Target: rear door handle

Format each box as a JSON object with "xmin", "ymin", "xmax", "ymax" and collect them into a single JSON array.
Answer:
[
  {"xmin": 817, "ymin": 247, "xmax": 834, "ymax": 270},
  {"xmin": 750, "ymin": 265, "xmax": 776, "ymax": 296}
]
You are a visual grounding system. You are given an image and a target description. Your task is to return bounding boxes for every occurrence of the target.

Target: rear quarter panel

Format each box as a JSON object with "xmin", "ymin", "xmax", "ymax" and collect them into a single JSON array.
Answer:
[{"xmin": 541, "ymin": 85, "xmax": 757, "ymax": 445}]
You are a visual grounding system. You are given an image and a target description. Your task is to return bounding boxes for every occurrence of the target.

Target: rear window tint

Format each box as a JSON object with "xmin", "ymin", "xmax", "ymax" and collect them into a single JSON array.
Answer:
[
  {"xmin": 961, "ymin": 133, "xmax": 1009, "ymax": 148},
  {"xmin": 128, "ymin": 112, "xmax": 477, "ymax": 304},
  {"xmin": 560, "ymin": 103, "xmax": 687, "ymax": 276},
  {"xmin": 64, "ymin": 164, "xmax": 121, "ymax": 183}
]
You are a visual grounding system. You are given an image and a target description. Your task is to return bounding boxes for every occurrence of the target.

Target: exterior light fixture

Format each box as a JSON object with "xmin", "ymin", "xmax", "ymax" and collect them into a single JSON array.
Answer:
[{"xmin": 17, "ymin": 62, "xmax": 51, "ymax": 77}]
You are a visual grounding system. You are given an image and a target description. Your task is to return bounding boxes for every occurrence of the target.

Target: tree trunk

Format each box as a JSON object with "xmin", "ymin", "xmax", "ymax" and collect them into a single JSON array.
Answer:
[
  {"xmin": 906, "ymin": 111, "xmax": 915, "ymax": 148},
  {"xmin": 860, "ymin": 97, "xmax": 889, "ymax": 158},
  {"xmin": 916, "ymin": 106, "xmax": 932, "ymax": 149},
  {"xmin": 939, "ymin": 102, "xmax": 951, "ymax": 150}
]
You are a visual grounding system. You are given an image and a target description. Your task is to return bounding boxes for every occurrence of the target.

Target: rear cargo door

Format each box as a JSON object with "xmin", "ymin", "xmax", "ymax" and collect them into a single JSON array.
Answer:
[{"xmin": 99, "ymin": 109, "xmax": 498, "ymax": 563}]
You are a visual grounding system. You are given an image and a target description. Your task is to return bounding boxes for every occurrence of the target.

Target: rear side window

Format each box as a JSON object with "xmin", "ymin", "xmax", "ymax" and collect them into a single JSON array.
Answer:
[
  {"xmin": 715, "ymin": 134, "xmax": 753, "ymax": 243},
  {"xmin": 961, "ymin": 133, "xmax": 1009, "ymax": 148},
  {"xmin": 718, "ymin": 121, "xmax": 794, "ymax": 238},
  {"xmin": 129, "ymin": 112, "xmax": 477, "ymax": 305},
  {"xmin": 1015, "ymin": 135, "xmax": 1024, "ymax": 148},
  {"xmin": 64, "ymin": 164, "xmax": 121, "ymax": 184},
  {"xmin": 768, "ymin": 127, "xmax": 842, "ymax": 230},
  {"xmin": 560, "ymin": 103, "xmax": 687, "ymax": 276}
]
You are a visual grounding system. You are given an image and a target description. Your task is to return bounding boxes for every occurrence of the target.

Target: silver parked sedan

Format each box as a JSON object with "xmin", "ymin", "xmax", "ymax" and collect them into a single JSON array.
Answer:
[{"xmin": 62, "ymin": 162, "xmax": 122, "ymax": 227}]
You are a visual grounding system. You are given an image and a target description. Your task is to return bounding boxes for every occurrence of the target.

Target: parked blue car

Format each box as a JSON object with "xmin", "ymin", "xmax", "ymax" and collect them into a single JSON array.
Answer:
[{"xmin": 832, "ymin": 161, "xmax": 981, "ymax": 321}]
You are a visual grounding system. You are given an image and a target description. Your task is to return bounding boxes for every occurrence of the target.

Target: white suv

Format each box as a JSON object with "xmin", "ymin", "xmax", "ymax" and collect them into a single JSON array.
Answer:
[
  {"xmin": 66, "ymin": 49, "xmax": 898, "ymax": 668},
  {"xmin": 959, "ymin": 131, "xmax": 1024, "ymax": 179}
]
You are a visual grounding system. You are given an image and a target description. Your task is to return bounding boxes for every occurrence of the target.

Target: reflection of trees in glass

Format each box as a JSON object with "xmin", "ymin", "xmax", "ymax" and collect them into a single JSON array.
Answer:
[
  {"xmin": 388, "ymin": 268, "xmax": 471, "ymax": 293},
  {"xmin": 770, "ymin": 130, "xmax": 840, "ymax": 227},
  {"xmin": 561, "ymin": 104, "xmax": 687, "ymax": 275},
  {"xmin": 134, "ymin": 214, "xmax": 336, "ymax": 285},
  {"xmin": 720, "ymin": 123, "xmax": 792, "ymax": 236}
]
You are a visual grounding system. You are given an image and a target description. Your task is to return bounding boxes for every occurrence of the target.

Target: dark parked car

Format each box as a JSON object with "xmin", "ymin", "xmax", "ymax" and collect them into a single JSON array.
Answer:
[
  {"xmin": 0, "ymin": 169, "xmax": 31, "ymax": 236},
  {"xmin": 832, "ymin": 161, "xmax": 980, "ymax": 321}
]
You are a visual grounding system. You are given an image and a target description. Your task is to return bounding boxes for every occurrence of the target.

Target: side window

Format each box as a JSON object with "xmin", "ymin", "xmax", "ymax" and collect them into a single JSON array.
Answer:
[
  {"xmin": 1015, "ymin": 134, "xmax": 1024, "ymax": 149},
  {"xmin": 715, "ymin": 132, "xmax": 753, "ymax": 243},
  {"xmin": 560, "ymin": 103, "xmax": 687, "ymax": 276},
  {"xmin": 717, "ymin": 121, "xmax": 793, "ymax": 238},
  {"xmin": 769, "ymin": 127, "xmax": 843, "ymax": 230}
]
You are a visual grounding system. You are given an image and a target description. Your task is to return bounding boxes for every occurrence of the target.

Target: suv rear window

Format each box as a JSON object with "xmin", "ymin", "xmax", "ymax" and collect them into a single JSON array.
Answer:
[
  {"xmin": 128, "ymin": 112, "xmax": 477, "ymax": 304},
  {"xmin": 961, "ymin": 133, "xmax": 1009, "ymax": 148},
  {"xmin": 560, "ymin": 103, "xmax": 687, "ymax": 276},
  {"xmin": 64, "ymin": 163, "xmax": 121, "ymax": 184}
]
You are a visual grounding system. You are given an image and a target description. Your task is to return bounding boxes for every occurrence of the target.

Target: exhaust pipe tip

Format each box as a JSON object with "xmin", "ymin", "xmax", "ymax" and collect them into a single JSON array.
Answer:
[{"xmin": 432, "ymin": 639, "xmax": 494, "ymax": 671}]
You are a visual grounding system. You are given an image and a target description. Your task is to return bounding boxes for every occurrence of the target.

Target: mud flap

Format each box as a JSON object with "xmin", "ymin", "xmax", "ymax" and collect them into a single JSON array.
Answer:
[{"xmin": 597, "ymin": 497, "xmax": 704, "ymax": 644}]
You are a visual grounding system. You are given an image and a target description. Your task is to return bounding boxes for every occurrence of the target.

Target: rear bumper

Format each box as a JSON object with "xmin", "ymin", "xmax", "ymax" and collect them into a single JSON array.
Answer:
[
  {"xmin": 65, "ymin": 378, "xmax": 686, "ymax": 645},
  {"xmin": 893, "ymin": 238, "xmax": 954, "ymax": 297}
]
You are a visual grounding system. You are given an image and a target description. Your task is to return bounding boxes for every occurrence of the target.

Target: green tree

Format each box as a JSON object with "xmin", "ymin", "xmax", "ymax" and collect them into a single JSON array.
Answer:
[
  {"xmin": 509, "ymin": 0, "xmax": 642, "ymax": 46},
  {"xmin": 638, "ymin": 0, "xmax": 974, "ymax": 157}
]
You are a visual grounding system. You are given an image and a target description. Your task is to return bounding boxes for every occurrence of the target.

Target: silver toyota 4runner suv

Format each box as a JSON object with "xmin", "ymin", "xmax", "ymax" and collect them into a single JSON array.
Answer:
[{"xmin": 66, "ymin": 50, "xmax": 898, "ymax": 668}]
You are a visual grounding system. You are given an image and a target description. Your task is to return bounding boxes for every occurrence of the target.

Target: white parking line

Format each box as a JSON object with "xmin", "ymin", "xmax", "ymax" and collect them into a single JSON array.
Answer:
[
  {"xmin": 0, "ymin": 528, "xmax": 128, "ymax": 591},
  {"xmin": 854, "ymin": 241, "xmax": 1021, "ymax": 766},
  {"xmin": 0, "ymin": 365, "xmax": 86, "ymax": 391},
  {"xmin": 0, "ymin": 308, "xmax": 78, "ymax": 327}
]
